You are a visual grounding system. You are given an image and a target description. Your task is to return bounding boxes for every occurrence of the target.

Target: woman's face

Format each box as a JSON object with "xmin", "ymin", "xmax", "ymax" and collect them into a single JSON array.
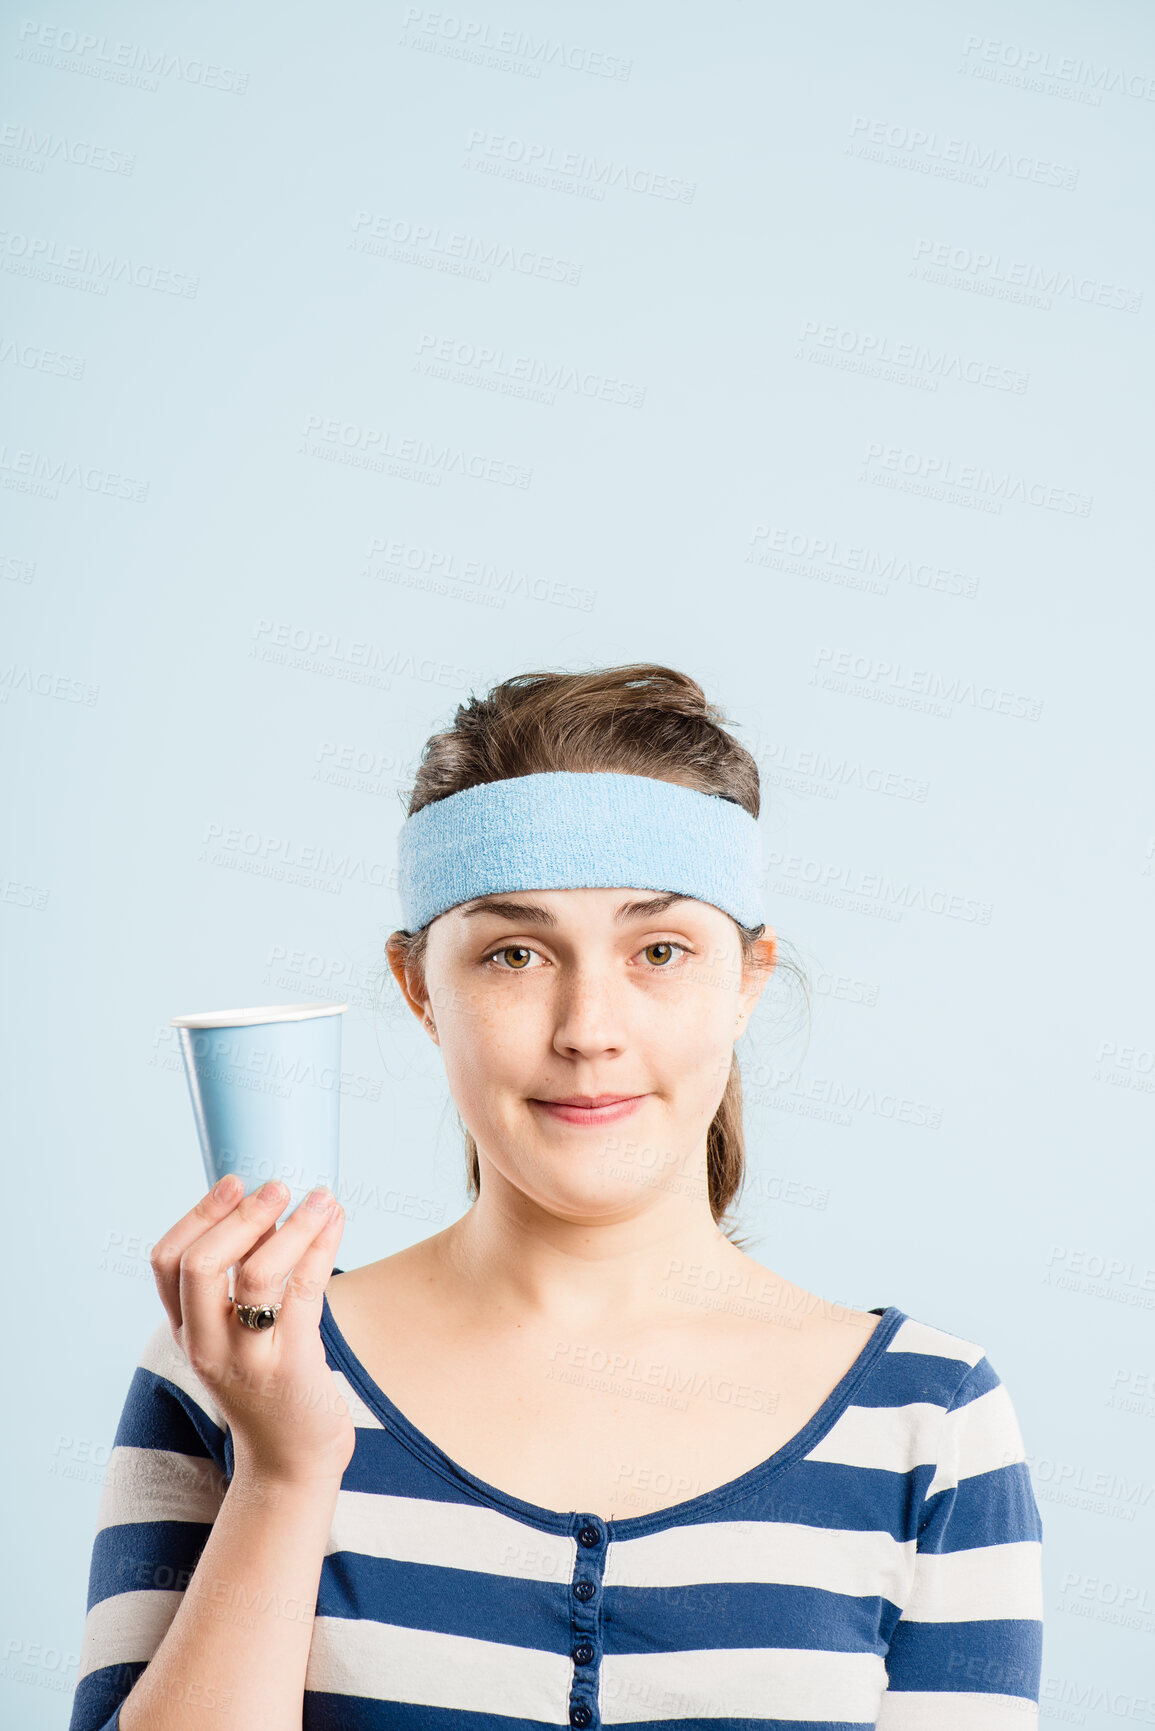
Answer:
[{"xmin": 390, "ymin": 888, "xmax": 776, "ymax": 1219}]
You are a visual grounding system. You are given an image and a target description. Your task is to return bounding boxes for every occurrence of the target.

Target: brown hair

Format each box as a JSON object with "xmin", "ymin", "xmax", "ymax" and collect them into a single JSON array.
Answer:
[{"xmin": 388, "ymin": 662, "xmax": 807, "ymax": 1246}]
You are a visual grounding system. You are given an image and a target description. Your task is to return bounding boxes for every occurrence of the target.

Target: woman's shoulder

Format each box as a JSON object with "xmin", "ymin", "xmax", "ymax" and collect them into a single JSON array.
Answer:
[
  {"xmin": 806, "ymin": 1309, "xmax": 1031, "ymax": 1504},
  {"xmin": 867, "ymin": 1309, "xmax": 1031, "ymax": 1465},
  {"xmin": 884, "ymin": 1309, "xmax": 989, "ymax": 1375},
  {"xmin": 776, "ymin": 1298, "xmax": 993, "ymax": 1420},
  {"xmin": 876, "ymin": 1306, "xmax": 1016, "ymax": 1406},
  {"xmin": 122, "ymin": 1314, "xmax": 227, "ymax": 1429},
  {"xmin": 745, "ymin": 1273, "xmax": 990, "ymax": 1400},
  {"xmin": 325, "ymin": 1236, "xmax": 439, "ymax": 1308},
  {"xmin": 324, "ymin": 1235, "xmax": 452, "ymax": 1351}
]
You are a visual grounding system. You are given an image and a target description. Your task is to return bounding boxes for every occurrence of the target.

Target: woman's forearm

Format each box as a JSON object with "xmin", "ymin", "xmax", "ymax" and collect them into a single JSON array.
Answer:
[{"xmin": 118, "ymin": 1461, "xmax": 342, "ymax": 1731}]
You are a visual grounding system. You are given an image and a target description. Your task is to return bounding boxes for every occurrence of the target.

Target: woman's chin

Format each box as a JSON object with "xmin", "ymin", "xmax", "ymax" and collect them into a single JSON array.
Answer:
[{"xmin": 518, "ymin": 1163, "xmax": 696, "ymax": 1223}]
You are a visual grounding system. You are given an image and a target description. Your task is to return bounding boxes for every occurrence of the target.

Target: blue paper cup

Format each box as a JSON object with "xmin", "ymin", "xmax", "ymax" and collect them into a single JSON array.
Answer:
[{"xmin": 170, "ymin": 1002, "xmax": 347, "ymax": 1223}]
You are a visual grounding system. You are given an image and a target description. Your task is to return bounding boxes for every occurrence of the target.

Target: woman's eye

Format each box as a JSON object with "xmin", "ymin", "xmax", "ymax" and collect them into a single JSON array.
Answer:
[
  {"xmin": 488, "ymin": 946, "xmax": 537, "ymax": 970},
  {"xmin": 485, "ymin": 943, "xmax": 687, "ymax": 971},
  {"xmin": 641, "ymin": 942, "xmax": 685, "ymax": 967}
]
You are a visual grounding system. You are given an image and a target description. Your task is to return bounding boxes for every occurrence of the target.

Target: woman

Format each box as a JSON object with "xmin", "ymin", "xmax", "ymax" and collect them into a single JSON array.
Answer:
[{"xmin": 69, "ymin": 664, "xmax": 1043, "ymax": 1730}]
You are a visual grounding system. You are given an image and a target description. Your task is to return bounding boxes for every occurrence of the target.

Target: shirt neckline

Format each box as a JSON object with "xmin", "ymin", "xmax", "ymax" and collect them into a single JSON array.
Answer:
[{"xmin": 320, "ymin": 1274, "xmax": 906, "ymax": 1539}]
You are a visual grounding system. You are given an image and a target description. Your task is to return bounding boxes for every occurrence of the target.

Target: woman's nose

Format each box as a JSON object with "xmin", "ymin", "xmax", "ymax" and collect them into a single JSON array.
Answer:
[{"xmin": 549, "ymin": 972, "xmax": 628, "ymax": 1056}]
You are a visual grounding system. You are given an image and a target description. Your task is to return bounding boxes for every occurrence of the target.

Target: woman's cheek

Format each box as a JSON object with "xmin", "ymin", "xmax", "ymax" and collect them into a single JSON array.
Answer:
[
  {"xmin": 669, "ymin": 984, "xmax": 734, "ymax": 1050},
  {"xmin": 683, "ymin": 1014, "xmax": 741, "ymax": 1108},
  {"xmin": 443, "ymin": 1013, "xmax": 526, "ymax": 1116}
]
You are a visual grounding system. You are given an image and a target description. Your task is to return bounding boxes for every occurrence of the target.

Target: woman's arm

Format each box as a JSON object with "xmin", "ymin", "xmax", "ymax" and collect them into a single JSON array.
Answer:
[
  {"xmin": 116, "ymin": 1461, "xmax": 343, "ymax": 1730},
  {"xmin": 877, "ymin": 1356, "xmax": 1044, "ymax": 1726},
  {"xmin": 69, "ymin": 1177, "xmax": 356, "ymax": 1729},
  {"xmin": 68, "ymin": 1318, "xmax": 349, "ymax": 1731}
]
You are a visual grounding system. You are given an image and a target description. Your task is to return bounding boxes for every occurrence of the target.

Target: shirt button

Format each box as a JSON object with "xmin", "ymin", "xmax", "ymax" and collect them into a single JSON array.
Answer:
[
  {"xmin": 573, "ymin": 1580, "xmax": 595, "ymax": 1601},
  {"xmin": 570, "ymin": 1706, "xmax": 593, "ymax": 1728},
  {"xmin": 577, "ymin": 1524, "xmax": 601, "ymax": 1547},
  {"xmin": 573, "ymin": 1643, "xmax": 595, "ymax": 1665}
]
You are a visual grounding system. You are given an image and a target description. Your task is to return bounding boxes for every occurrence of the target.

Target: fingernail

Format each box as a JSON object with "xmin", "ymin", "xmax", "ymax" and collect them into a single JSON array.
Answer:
[
  {"xmin": 213, "ymin": 1174, "xmax": 241, "ymax": 1200},
  {"xmin": 257, "ymin": 1181, "xmax": 285, "ymax": 1203},
  {"xmin": 306, "ymin": 1187, "xmax": 333, "ymax": 1212}
]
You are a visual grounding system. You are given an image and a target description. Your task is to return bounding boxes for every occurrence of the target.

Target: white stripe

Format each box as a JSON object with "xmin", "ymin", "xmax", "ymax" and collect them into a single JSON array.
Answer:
[
  {"xmin": 806, "ymin": 1402, "xmax": 944, "ymax": 1473},
  {"xmin": 600, "ymin": 1646, "xmax": 886, "ymax": 1724},
  {"xmin": 137, "ymin": 1325, "xmax": 384, "ymax": 1436},
  {"xmin": 876, "ymin": 1689, "xmax": 1038, "ymax": 1728},
  {"xmin": 327, "ymin": 1491, "xmax": 575, "ymax": 1582},
  {"xmin": 96, "ymin": 1446, "xmax": 226, "ymax": 1529},
  {"xmin": 138, "ymin": 1320, "xmax": 225, "ymax": 1429},
  {"xmin": 887, "ymin": 1319, "xmax": 984, "ymax": 1367},
  {"xmin": 902, "ymin": 1542, "xmax": 1043, "ymax": 1622},
  {"xmin": 306, "ymin": 1616, "xmax": 570, "ymax": 1719},
  {"xmin": 606, "ymin": 1520, "xmax": 915, "ymax": 1604},
  {"xmin": 927, "ymin": 1384, "xmax": 1026, "ymax": 1498},
  {"xmin": 330, "ymin": 1368, "xmax": 384, "ymax": 1429},
  {"xmin": 76, "ymin": 1589, "xmax": 183, "ymax": 1683}
]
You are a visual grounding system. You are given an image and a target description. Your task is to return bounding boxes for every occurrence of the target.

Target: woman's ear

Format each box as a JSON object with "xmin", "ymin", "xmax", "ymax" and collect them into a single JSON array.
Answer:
[
  {"xmin": 385, "ymin": 932, "xmax": 436, "ymax": 1033},
  {"xmin": 738, "ymin": 929, "xmax": 778, "ymax": 1027}
]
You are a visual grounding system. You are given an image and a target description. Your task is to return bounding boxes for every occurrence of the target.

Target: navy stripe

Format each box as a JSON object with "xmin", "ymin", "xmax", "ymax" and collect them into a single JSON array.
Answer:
[
  {"xmin": 302, "ymin": 1706, "xmax": 579, "ymax": 1731},
  {"xmin": 951, "ymin": 1356, "xmax": 1000, "ymax": 1404},
  {"xmin": 920, "ymin": 1462, "xmax": 1043, "ymax": 1550},
  {"xmin": 615, "ymin": 1724, "xmax": 875, "ymax": 1731},
  {"xmin": 603, "ymin": 1582, "xmax": 897, "ymax": 1655},
  {"xmin": 341, "ymin": 1426, "xmax": 499, "ymax": 1504},
  {"xmin": 300, "ymin": 1704, "xmax": 876, "ymax": 1731},
  {"xmin": 318, "ymin": 1553, "xmax": 573, "ymax": 1651},
  {"xmin": 718, "ymin": 1460, "xmax": 936, "ymax": 1541},
  {"xmin": 600, "ymin": 1724, "xmax": 874, "ymax": 1731},
  {"xmin": 87, "ymin": 1519, "xmax": 216, "ymax": 1613},
  {"xmin": 882, "ymin": 1618, "xmax": 1043, "ymax": 1697},
  {"xmin": 69, "ymin": 1661, "xmax": 146, "ymax": 1731},
  {"xmin": 113, "ymin": 1366, "xmax": 224, "ymax": 1465},
  {"xmin": 850, "ymin": 1350, "xmax": 990, "ymax": 1409}
]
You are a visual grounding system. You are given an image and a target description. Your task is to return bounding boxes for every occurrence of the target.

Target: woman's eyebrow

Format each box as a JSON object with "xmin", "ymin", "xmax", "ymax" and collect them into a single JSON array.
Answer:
[
  {"xmin": 614, "ymin": 893, "xmax": 692, "ymax": 923},
  {"xmin": 461, "ymin": 898, "xmax": 558, "ymax": 926},
  {"xmin": 460, "ymin": 893, "xmax": 692, "ymax": 926}
]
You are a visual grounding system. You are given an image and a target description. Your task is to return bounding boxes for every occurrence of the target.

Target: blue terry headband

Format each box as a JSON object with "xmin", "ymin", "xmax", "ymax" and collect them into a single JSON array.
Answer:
[{"xmin": 397, "ymin": 770, "xmax": 766, "ymax": 931}]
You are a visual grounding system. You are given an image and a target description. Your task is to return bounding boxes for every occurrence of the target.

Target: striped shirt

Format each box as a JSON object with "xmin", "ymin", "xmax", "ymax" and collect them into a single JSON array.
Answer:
[{"xmin": 69, "ymin": 1295, "xmax": 1043, "ymax": 1730}]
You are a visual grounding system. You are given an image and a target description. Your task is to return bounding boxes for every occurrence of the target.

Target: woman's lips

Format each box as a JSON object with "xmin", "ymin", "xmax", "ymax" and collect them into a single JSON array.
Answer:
[{"xmin": 530, "ymin": 1095, "xmax": 645, "ymax": 1126}]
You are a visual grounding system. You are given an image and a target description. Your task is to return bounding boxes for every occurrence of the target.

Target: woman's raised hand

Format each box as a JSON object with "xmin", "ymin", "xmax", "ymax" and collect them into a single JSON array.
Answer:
[{"xmin": 149, "ymin": 1176, "xmax": 357, "ymax": 1486}]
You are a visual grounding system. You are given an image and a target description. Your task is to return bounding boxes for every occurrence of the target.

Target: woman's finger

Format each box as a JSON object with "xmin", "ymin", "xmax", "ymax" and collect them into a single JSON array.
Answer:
[
  {"xmin": 273, "ymin": 1202, "xmax": 345, "ymax": 1348},
  {"xmin": 229, "ymin": 1216, "xmax": 279, "ymax": 1294},
  {"xmin": 231, "ymin": 1188, "xmax": 338, "ymax": 1315},
  {"xmin": 178, "ymin": 1180, "xmax": 296, "ymax": 1359},
  {"xmin": 149, "ymin": 1174, "xmax": 247, "ymax": 1335}
]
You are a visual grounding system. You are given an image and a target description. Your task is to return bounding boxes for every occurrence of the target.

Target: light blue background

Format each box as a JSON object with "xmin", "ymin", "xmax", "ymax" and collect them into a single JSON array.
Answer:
[{"xmin": 3, "ymin": 1, "xmax": 1153, "ymax": 1720}]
